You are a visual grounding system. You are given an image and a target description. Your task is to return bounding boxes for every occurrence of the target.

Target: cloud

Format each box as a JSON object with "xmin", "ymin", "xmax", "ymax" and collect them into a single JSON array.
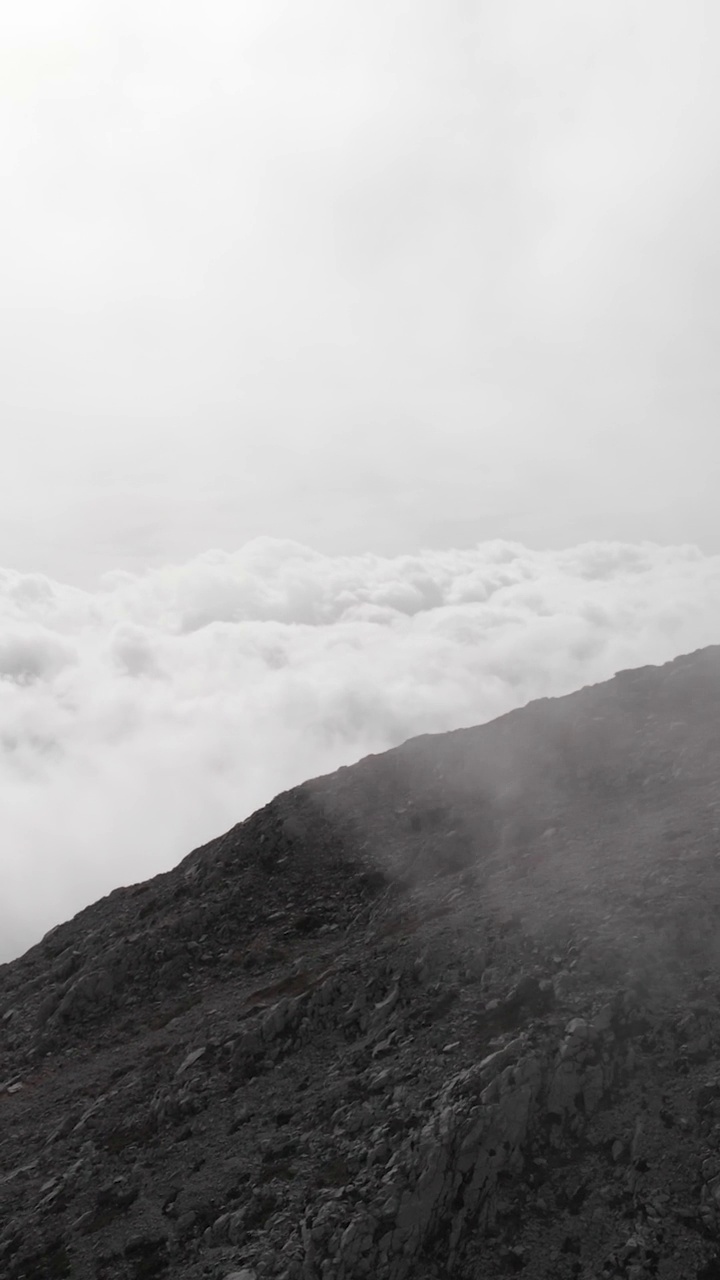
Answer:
[{"xmin": 1, "ymin": 536, "xmax": 719, "ymax": 961}]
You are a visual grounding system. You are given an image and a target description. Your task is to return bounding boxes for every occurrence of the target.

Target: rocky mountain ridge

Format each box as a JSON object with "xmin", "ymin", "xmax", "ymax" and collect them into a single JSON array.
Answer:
[{"xmin": 2, "ymin": 645, "xmax": 720, "ymax": 1279}]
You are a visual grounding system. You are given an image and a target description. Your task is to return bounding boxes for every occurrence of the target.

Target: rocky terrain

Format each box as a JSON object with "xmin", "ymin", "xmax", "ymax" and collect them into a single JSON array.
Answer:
[{"xmin": 3, "ymin": 645, "xmax": 720, "ymax": 1279}]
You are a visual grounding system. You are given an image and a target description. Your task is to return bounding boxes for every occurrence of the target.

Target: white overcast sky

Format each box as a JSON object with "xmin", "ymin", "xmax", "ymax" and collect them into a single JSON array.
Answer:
[
  {"xmin": 2, "ymin": 0, "xmax": 719, "ymax": 581},
  {"xmin": 2, "ymin": 1, "xmax": 720, "ymax": 959}
]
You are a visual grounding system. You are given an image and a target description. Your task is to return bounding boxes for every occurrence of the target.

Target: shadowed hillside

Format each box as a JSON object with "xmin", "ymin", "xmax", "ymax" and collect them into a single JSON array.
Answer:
[{"xmin": 2, "ymin": 646, "xmax": 720, "ymax": 1279}]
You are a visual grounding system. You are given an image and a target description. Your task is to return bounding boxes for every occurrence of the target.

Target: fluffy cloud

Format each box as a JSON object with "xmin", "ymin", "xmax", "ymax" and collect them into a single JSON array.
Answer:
[{"xmin": 2, "ymin": 536, "xmax": 719, "ymax": 961}]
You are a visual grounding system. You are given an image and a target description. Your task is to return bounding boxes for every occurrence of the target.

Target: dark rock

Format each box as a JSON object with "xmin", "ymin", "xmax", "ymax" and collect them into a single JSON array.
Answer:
[{"xmin": 3, "ymin": 648, "xmax": 720, "ymax": 1278}]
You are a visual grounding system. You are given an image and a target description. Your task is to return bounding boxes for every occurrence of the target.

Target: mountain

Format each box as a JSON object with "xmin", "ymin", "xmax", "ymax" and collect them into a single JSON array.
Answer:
[{"xmin": 2, "ymin": 646, "xmax": 720, "ymax": 1280}]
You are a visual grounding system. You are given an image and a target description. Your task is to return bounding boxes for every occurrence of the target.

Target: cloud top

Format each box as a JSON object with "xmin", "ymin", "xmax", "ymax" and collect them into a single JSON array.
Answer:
[{"xmin": 2, "ymin": 536, "xmax": 719, "ymax": 961}]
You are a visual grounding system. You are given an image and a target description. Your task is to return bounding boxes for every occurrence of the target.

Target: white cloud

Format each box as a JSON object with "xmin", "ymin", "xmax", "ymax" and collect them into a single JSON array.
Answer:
[{"xmin": 1, "ymin": 536, "xmax": 719, "ymax": 961}]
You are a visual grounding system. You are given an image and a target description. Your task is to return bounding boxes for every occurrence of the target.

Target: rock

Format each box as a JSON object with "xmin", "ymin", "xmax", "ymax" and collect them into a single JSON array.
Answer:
[
  {"xmin": 176, "ymin": 1046, "xmax": 206, "ymax": 1076},
  {"xmin": 3, "ymin": 648, "xmax": 720, "ymax": 1278}
]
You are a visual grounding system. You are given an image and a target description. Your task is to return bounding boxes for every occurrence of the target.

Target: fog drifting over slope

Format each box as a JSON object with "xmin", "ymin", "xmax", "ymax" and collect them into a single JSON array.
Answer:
[{"xmin": 2, "ymin": 537, "xmax": 719, "ymax": 961}]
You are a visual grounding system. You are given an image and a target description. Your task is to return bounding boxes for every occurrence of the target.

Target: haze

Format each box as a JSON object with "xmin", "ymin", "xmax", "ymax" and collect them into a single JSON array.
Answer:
[
  {"xmin": 2, "ymin": 1, "xmax": 719, "ymax": 959},
  {"xmin": 3, "ymin": 1, "xmax": 719, "ymax": 580}
]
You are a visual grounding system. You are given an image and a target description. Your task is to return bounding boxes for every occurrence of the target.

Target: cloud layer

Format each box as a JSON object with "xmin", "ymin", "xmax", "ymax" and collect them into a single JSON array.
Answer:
[{"xmin": 2, "ymin": 536, "xmax": 719, "ymax": 961}]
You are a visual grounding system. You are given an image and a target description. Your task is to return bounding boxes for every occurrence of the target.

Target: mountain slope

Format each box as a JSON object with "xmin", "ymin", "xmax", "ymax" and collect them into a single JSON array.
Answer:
[{"xmin": 2, "ymin": 646, "xmax": 720, "ymax": 1279}]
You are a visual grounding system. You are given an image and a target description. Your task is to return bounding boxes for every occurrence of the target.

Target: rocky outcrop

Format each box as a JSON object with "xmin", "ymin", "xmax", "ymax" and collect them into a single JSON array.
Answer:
[{"xmin": 3, "ymin": 646, "xmax": 720, "ymax": 1278}]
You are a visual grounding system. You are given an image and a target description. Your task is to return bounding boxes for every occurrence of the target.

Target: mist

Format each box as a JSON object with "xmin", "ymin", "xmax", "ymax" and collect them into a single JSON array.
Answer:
[{"xmin": 1, "ymin": 536, "xmax": 719, "ymax": 961}]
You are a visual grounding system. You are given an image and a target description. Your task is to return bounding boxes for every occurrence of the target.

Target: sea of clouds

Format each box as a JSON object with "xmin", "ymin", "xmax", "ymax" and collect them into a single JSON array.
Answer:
[{"xmin": 2, "ymin": 536, "xmax": 720, "ymax": 962}]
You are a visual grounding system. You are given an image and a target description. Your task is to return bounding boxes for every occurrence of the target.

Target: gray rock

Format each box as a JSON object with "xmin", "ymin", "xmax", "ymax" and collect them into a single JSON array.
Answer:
[
  {"xmin": 176, "ymin": 1046, "xmax": 206, "ymax": 1076},
  {"xmin": 3, "ymin": 647, "xmax": 720, "ymax": 1280}
]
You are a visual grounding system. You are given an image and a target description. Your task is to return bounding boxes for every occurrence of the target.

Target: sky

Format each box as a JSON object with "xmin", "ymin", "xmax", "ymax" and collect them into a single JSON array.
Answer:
[{"xmin": 2, "ymin": 1, "xmax": 720, "ymax": 959}]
